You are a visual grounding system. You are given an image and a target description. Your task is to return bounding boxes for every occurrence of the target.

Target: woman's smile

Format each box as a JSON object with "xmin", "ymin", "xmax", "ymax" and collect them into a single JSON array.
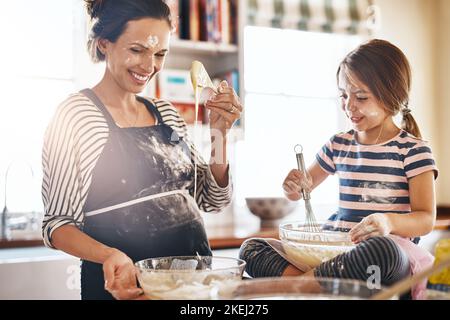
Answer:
[{"xmin": 129, "ymin": 70, "xmax": 150, "ymax": 85}]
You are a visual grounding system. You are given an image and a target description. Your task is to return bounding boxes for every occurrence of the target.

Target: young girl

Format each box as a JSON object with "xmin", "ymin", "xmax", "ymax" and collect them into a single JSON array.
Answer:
[{"xmin": 239, "ymin": 39, "xmax": 438, "ymax": 299}]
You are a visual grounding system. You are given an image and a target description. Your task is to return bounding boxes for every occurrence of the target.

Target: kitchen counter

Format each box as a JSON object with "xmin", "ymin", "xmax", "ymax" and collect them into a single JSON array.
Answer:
[
  {"xmin": 1, "ymin": 210, "xmax": 448, "ymax": 300},
  {"xmin": 0, "ymin": 222, "xmax": 279, "ymax": 250},
  {"xmin": 0, "ymin": 205, "xmax": 281, "ymax": 250},
  {"xmin": 1, "ymin": 207, "xmax": 449, "ymax": 250}
]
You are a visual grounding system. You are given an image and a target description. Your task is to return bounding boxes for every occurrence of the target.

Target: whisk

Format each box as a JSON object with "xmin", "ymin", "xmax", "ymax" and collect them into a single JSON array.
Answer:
[{"xmin": 294, "ymin": 145, "xmax": 321, "ymax": 233}]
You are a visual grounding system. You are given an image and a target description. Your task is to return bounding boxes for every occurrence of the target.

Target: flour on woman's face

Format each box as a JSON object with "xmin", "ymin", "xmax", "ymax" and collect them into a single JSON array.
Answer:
[{"xmin": 103, "ymin": 18, "xmax": 171, "ymax": 94}]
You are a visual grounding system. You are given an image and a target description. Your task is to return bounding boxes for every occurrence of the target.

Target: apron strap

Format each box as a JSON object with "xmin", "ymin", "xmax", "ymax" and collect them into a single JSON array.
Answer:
[
  {"xmin": 80, "ymin": 88, "xmax": 118, "ymax": 128},
  {"xmin": 136, "ymin": 96, "xmax": 164, "ymax": 125},
  {"xmin": 84, "ymin": 190, "xmax": 190, "ymax": 217},
  {"xmin": 80, "ymin": 89, "xmax": 164, "ymax": 129}
]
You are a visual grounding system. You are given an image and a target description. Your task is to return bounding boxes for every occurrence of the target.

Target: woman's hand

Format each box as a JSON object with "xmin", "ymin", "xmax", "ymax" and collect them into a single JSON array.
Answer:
[
  {"xmin": 205, "ymin": 80, "xmax": 242, "ymax": 137},
  {"xmin": 103, "ymin": 249, "xmax": 145, "ymax": 300},
  {"xmin": 282, "ymin": 169, "xmax": 313, "ymax": 201},
  {"xmin": 349, "ymin": 213, "xmax": 393, "ymax": 244}
]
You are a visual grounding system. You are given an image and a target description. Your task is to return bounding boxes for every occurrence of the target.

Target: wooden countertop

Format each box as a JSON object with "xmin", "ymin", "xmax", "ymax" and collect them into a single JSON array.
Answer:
[
  {"xmin": 208, "ymin": 225, "xmax": 278, "ymax": 249},
  {"xmin": 1, "ymin": 209, "xmax": 449, "ymax": 250},
  {"xmin": 0, "ymin": 224, "xmax": 279, "ymax": 250},
  {"xmin": 205, "ymin": 210, "xmax": 450, "ymax": 249}
]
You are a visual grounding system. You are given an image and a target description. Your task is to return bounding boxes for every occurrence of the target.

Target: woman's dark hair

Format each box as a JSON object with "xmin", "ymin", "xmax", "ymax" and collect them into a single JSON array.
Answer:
[
  {"xmin": 84, "ymin": 0, "xmax": 174, "ymax": 63},
  {"xmin": 337, "ymin": 39, "xmax": 422, "ymax": 138}
]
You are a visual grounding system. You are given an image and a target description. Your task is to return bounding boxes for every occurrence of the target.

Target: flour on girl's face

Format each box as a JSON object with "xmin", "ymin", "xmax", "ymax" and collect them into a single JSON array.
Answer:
[
  {"xmin": 338, "ymin": 70, "xmax": 386, "ymax": 122},
  {"xmin": 359, "ymin": 108, "xmax": 380, "ymax": 118}
]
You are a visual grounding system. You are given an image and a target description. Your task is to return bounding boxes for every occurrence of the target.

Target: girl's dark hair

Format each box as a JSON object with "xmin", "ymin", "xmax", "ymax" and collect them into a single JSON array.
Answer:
[
  {"xmin": 84, "ymin": 0, "xmax": 174, "ymax": 62},
  {"xmin": 337, "ymin": 39, "xmax": 422, "ymax": 138}
]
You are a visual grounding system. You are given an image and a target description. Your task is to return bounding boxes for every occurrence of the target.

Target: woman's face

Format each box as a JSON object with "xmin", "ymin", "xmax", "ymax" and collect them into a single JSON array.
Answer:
[
  {"xmin": 338, "ymin": 69, "xmax": 389, "ymax": 132},
  {"xmin": 101, "ymin": 18, "xmax": 171, "ymax": 94}
]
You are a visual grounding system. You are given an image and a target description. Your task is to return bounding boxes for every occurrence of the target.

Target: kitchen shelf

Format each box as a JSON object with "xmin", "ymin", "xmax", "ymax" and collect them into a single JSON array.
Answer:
[{"xmin": 170, "ymin": 39, "xmax": 238, "ymax": 56}]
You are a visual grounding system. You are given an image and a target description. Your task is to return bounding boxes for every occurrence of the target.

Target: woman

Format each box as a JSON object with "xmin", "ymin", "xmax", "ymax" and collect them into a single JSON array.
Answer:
[
  {"xmin": 41, "ymin": 0, "xmax": 242, "ymax": 300},
  {"xmin": 240, "ymin": 39, "xmax": 437, "ymax": 299}
]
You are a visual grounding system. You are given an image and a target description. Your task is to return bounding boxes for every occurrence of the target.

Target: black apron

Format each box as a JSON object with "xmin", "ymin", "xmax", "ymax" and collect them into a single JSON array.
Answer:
[{"xmin": 79, "ymin": 89, "xmax": 212, "ymax": 300}]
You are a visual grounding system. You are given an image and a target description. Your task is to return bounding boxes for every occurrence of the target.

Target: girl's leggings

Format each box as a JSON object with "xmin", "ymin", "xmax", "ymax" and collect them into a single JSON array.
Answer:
[{"xmin": 239, "ymin": 236, "xmax": 410, "ymax": 286}]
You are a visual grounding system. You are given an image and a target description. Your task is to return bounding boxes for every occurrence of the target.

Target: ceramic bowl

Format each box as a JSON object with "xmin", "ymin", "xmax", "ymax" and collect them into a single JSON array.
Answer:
[{"xmin": 245, "ymin": 197, "xmax": 298, "ymax": 227}]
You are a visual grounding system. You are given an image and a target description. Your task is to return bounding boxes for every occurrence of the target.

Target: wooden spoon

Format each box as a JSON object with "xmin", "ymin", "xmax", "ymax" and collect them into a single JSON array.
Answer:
[{"xmin": 190, "ymin": 60, "xmax": 217, "ymax": 93}]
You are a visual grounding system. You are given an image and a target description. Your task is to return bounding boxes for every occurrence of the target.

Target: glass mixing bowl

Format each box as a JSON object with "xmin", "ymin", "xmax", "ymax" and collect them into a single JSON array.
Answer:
[
  {"xmin": 218, "ymin": 277, "xmax": 389, "ymax": 300},
  {"xmin": 135, "ymin": 255, "xmax": 246, "ymax": 300},
  {"xmin": 279, "ymin": 221, "xmax": 356, "ymax": 269}
]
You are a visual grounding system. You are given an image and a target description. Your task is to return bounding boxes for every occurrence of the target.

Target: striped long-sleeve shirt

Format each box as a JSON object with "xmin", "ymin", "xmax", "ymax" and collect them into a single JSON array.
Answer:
[
  {"xmin": 41, "ymin": 93, "xmax": 233, "ymax": 248},
  {"xmin": 316, "ymin": 130, "xmax": 438, "ymax": 223}
]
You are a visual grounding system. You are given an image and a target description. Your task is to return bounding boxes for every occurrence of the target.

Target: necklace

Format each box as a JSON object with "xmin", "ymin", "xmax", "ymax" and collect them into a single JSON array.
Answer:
[
  {"xmin": 356, "ymin": 122, "xmax": 384, "ymax": 145},
  {"xmin": 373, "ymin": 122, "xmax": 384, "ymax": 145},
  {"xmin": 117, "ymin": 104, "xmax": 140, "ymax": 128}
]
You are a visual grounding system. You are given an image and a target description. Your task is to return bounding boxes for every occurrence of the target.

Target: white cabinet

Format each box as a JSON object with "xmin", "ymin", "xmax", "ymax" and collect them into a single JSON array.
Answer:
[{"xmin": 0, "ymin": 247, "xmax": 81, "ymax": 300}]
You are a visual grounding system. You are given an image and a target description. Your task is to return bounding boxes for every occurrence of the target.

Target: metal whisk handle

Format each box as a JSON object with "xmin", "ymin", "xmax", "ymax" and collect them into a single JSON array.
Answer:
[{"xmin": 295, "ymin": 149, "xmax": 311, "ymax": 201}]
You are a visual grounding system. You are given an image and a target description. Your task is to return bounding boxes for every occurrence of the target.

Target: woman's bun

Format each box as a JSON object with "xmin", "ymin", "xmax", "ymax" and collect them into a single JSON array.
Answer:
[{"xmin": 84, "ymin": 0, "xmax": 106, "ymax": 19}]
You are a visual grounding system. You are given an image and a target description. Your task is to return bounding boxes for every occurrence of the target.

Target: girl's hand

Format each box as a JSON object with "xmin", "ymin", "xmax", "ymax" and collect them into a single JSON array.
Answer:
[
  {"xmin": 205, "ymin": 80, "xmax": 242, "ymax": 136},
  {"xmin": 282, "ymin": 169, "xmax": 313, "ymax": 201},
  {"xmin": 103, "ymin": 249, "xmax": 145, "ymax": 300},
  {"xmin": 349, "ymin": 213, "xmax": 393, "ymax": 244}
]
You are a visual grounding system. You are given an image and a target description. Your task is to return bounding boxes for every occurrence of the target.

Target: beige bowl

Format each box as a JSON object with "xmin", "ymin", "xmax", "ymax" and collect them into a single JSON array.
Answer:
[{"xmin": 245, "ymin": 197, "xmax": 298, "ymax": 227}]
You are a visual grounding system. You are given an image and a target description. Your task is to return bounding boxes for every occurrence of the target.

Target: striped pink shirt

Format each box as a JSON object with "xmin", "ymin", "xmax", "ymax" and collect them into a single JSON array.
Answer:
[{"xmin": 316, "ymin": 130, "xmax": 438, "ymax": 224}]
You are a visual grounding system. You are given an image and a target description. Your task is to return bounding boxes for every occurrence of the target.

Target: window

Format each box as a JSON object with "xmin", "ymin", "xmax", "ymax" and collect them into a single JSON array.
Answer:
[
  {"xmin": 235, "ymin": 26, "xmax": 362, "ymax": 220},
  {"xmin": 0, "ymin": 0, "xmax": 83, "ymax": 213}
]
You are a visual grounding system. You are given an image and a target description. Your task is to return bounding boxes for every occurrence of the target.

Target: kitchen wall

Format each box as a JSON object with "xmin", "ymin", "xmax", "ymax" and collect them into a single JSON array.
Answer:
[
  {"xmin": 374, "ymin": 0, "xmax": 449, "ymax": 206},
  {"xmin": 436, "ymin": 0, "xmax": 450, "ymax": 206}
]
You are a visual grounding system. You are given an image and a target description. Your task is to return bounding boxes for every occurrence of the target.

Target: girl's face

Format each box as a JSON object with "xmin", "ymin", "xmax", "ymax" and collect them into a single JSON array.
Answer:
[
  {"xmin": 338, "ymin": 70, "xmax": 390, "ymax": 132},
  {"xmin": 101, "ymin": 18, "xmax": 171, "ymax": 94}
]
